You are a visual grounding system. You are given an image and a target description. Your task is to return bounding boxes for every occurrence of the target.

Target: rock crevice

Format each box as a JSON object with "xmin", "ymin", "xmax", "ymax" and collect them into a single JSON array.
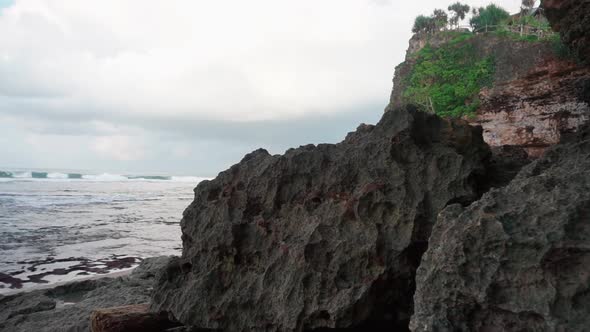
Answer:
[{"xmin": 411, "ymin": 124, "xmax": 590, "ymax": 331}]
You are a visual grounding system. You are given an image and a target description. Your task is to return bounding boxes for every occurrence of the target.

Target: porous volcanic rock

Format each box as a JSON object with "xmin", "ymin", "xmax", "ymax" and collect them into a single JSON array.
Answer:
[
  {"xmin": 544, "ymin": 0, "xmax": 590, "ymax": 63},
  {"xmin": 411, "ymin": 125, "xmax": 590, "ymax": 331},
  {"xmin": 151, "ymin": 106, "xmax": 491, "ymax": 331}
]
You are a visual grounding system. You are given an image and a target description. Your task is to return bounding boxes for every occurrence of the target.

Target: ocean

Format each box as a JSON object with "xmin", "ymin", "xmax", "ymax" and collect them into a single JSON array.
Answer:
[{"xmin": 0, "ymin": 169, "xmax": 206, "ymax": 295}]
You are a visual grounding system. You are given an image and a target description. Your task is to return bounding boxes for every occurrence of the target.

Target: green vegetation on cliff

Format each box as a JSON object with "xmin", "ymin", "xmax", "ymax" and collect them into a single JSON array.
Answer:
[
  {"xmin": 402, "ymin": 34, "xmax": 495, "ymax": 118},
  {"xmin": 469, "ymin": 4, "xmax": 510, "ymax": 31}
]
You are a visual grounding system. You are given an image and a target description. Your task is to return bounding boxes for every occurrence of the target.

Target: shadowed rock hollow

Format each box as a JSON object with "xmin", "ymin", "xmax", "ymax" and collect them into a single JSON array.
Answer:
[
  {"xmin": 411, "ymin": 124, "xmax": 590, "ymax": 331},
  {"xmin": 151, "ymin": 106, "xmax": 491, "ymax": 331},
  {"xmin": 409, "ymin": 3, "xmax": 590, "ymax": 331}
]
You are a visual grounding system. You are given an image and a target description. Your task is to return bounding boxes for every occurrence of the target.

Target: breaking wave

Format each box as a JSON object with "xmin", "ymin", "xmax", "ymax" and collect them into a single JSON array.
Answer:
[{"xmin": 0, "ymin": 170, "xmax": 207, "ymax": 183}]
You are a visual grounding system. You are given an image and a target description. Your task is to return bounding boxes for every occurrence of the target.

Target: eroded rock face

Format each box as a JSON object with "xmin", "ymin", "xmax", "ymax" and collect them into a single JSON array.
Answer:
[
  {"xmin": 151, "ymin": 106, "xmax": 491, "ymax": 331},
  {"xmin": 544, "ymin": 0, "xmax": 590, "ymax": 63},
  {"xmin": 411, "ymin": 126, "xmax": 590, "ymax": 331},
  {"xmin": 470, "ymin": 57, "xmax": 590, "ymax": 157}
]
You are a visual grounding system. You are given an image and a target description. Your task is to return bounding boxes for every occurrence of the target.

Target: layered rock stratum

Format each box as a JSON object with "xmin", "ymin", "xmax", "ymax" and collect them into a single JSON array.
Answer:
[
  {"xmin": 151, "ymin": 106, "xmax": 491, "ymax": 331},
  {"xmin": 388, "ymin": 32, "xmax": 590, "ymax": 158}
]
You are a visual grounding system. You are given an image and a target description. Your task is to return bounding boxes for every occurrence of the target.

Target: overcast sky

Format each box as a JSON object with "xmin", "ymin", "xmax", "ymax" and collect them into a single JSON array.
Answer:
[{"xmin": 0, "ymin": 0, "xmax": 526, "ymax": 176}]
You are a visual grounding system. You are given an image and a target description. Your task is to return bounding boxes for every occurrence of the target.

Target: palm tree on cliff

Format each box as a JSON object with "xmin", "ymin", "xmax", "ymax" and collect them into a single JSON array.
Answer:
[
  {"xmin": 521, "ymin": 0, "xmax": 536, "ymax": 15},
  {"xmin": 448, "ymin": 2, "xmax": 470, "ymax": 29},
  {"xmin": 412, "ymin": 15, "xmax": 434, "ymax": 34},
  {"xmin": 432, "ymin": 9, "xmax": 449, "ymax": 31}
]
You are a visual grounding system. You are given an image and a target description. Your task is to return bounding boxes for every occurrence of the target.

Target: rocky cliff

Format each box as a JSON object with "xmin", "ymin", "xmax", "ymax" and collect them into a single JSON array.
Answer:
[
  {"xmin": 388, "ymin": 32, "xmax": 590, "ymax": 158},
  {"xmin": 411, "ymin": 124, "xmax": 590, "ymax": 331},
  {"xmin": 151, "ymin": 106, "xmax": 491, "ymax": 331},
  {"xmin": 0, "ymin": 2, "xmax": 588, "ymax": 332},
  {"xmin": 474, "ymin": 55, "xmax": 589, "ymax": 157},
  {"xmin": 544, "ymin": 0, "xmax": 590, "ymax": 63},
  {"xmin": 409, "ymin": 3, "xmax": 590, "ymax": 331},
  {"xmin": 144, "ymin": 5, "xmax": 590, "ymax": 332}
]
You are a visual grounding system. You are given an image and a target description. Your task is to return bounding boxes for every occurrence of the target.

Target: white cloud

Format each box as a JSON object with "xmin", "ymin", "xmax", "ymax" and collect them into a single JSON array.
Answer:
[
  {"xmin": 0, "ymin": 0, "xmax": 525, "ymax": 172},
  {"xmin": 92, "ymin": 135, "xmax": 146, "ymax": 161},
  {"xmin": 0, "ymin": 0, "xmax": 522, "ymax": 120}
]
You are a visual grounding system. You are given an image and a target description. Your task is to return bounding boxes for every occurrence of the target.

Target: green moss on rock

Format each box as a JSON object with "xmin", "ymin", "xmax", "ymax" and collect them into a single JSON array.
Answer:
[{"xmin": 402, "ymin": 35, "xmax": 495, "ymax": 118}]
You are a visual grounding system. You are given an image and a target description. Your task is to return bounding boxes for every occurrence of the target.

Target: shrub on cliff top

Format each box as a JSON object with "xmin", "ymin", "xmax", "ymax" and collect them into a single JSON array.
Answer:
[
  {"xmin": 402, "ymin": 34, "xmax": 495, "ymax": 118},
  {"xmin": 448, "ymin": 2, "xmax": 471, "ymax": 29},
  {"xmin": 470, "ymin": 4, "xmax": 510, "ymax": 31},
  {"xmin": 412, "ymin": 9, "xmax": 449, "ymax": 34},
  {"xmin": 413, "ymin": 15, "xmax": 435, "ymax": 34}
]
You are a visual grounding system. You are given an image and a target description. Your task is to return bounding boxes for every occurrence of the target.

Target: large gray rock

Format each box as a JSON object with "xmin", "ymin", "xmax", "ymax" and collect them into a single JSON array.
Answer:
[
  {"xmin": 151, "ymin": 106, "xmax": 491, "ymax": 331},
  {"xmin": 411, "ymin": 126, "xmax": 590, "ymax": 331},
  {"xmin": 0, "ymin": 256, "xmax": 171, "ymax": 332},
  {"xmin": 544, "ymin": 0, "xmax": 590, "ymax": 63}
]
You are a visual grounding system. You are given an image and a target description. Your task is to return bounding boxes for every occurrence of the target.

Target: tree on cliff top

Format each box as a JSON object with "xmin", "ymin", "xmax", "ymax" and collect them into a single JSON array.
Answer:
[
  {"xmin": 412, "ymin": 15, "xmax": 434, "ymax": 34},
  {"xmin": 432, "ymin": 9, "xmax": 449, "ymax": 31},
  {"xmin": 448, "ymin": 2, "xmax": 470, "ymax": 28},
  {"xmin": 412, "ymin": 9, "xmax": 448, "ymax": 34},
  {"xmin": 521, "ymin": 0, "xmax": 536, "ymax": 13},
  {"xmin": 470, "ymin": 4, "xmax": 510, "ymax": 31}
]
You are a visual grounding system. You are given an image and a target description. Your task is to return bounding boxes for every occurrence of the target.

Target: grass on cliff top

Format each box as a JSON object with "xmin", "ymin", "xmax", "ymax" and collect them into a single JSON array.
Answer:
[{"xmin": 403, "ymin": 34, "xmax": 495, "ymax": 118}]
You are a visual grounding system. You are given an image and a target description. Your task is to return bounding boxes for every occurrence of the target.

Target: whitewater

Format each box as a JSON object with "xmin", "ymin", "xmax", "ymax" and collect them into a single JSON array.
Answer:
[
  {"xmin": 0, "ymin": 169, "xmax": 206, "ymax": 182},
  {"xmin": 0, "ymin": 169, "xmax": 207, "ymax": 294}
]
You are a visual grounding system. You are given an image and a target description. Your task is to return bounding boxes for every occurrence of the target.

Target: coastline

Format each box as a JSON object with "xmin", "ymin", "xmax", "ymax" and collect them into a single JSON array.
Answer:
[{"xmin": 0, "ymin": 256, "xmax": 171, "ymax": 332}]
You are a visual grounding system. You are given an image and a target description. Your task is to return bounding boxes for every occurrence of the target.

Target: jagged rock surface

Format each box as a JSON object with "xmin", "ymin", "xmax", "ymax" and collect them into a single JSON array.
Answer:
[
  {"xmin": 151, "ymin": 106, "xmax": 491, "ymax": 331},
  {"xmin": 0, "ymin": 256, "xmax": 171, "ymax": 332},
  {"xmin": 411, "ymin": 126, "xmax": 590, "ymax": 331}
]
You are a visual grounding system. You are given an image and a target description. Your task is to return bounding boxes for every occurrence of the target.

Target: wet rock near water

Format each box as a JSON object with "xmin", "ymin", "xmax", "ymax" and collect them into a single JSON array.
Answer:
[
  {"xmin": 411, "ymin": 125, "xmax": 590, "ymax": 331},
  {"xmin": 0, "ymin": 255, "xmax": 141, "ymax": 291},
  {"xmin": 151, "ymin": 106, "xmax": 492, "ymax": 331},
  {"xmin": 0, "ymin": 256, "xmax": 171, "ymax": 332}
]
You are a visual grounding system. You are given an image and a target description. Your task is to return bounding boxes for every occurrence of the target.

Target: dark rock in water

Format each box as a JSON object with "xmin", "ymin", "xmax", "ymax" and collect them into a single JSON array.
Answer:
[
  {"xmin": 0, "ymin": 256, "xmax": 171, "ymax": 332},
  {"xmin": 151, "ymin": 106, "xmax": 491, "ymax": 331},
  {"xmin": 0, "ymin": 272, "xmax": 24, "ymax": 289},
  {"xmin": 544, "ymin": 0, "xmax": 590, "ymax": 63},
  {"xmin": 411, "ymin": 125, "xmax": 590, "ymax": 331},
  {"xmin": 90, "ymin": 303, "xmax": 180, "ymax": 332},
  {"xmin": 5, "ymin": 255, "xmax": 143, "ymax": 290}
]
